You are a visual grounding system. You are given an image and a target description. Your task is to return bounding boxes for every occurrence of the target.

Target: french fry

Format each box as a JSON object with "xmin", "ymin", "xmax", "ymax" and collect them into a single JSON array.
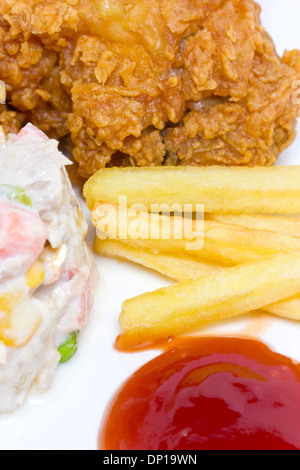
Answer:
[
  {"xmin": 94, "ymin": 237, "xmax": 223, "ymax": 282},
  {"xmin": 95, "ymin": 235, "xmax": 300, "ymax": 322},
  {"xmin": 266, "ymin": 296, "xmax": 300, "ymax": 320},
  {"xmin": 119, "ymin": 251, "xmax": 300, "ymax": 348},
  {"xmin": 208, "ymin": 213, "xmax": 300, "ymax": 238},
  {"xmin": 92, "ymin": 202, "xmax": 300, "ymax": 265},
  {"xmin": 84, "ymin": 166, "xmax": 300, "ymax": 214}
]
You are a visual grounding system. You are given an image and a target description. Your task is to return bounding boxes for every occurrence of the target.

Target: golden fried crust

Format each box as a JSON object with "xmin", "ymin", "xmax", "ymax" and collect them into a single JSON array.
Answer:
[
  {"xmin": 181, "ymin": 0, "xmax": 262, "ymax": 101},
  {"xmin": 165, "ymin": 32, "xmax": 300, "ymax": 167},
  {"xmin": 0, "ymin": 1, "xmax": 74, "ymax": 138},
  {"xmin": 161, "ymin": 0, "xmax": 225, "ymax": 35},
  {"xmin": 0, "ymin": 105, "xmax": 25, "ymax": 135},
  {"xmin": 26, "ymin": 66, "xmax": 72, "ymax": 138},
  {"xmin": 0, "ymin": 0, "xmax": 299, "ymax": 176}
]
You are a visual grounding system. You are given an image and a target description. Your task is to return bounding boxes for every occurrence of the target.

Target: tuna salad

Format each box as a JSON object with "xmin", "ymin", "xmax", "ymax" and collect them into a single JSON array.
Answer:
[{"xmin": 0, "ymin": 123, "xmax": 96, "ymax": 413}]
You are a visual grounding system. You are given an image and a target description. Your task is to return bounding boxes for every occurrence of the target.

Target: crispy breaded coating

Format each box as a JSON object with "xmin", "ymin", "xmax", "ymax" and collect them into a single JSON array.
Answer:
[
  {"xmin": 0, "ymin": 0, "xmax": 299, "ymax": 176},
  {"xmin": 0, "ymin": 105, "xmax": 25, "ymax": 135},
  {"xmin": 0, "ymin": 79, "xmax": 24, "ymax": 134},
  {"xmin": 0, "ymin": 2, "xmax": 72, "ymax": 138},
  {"xmin": 165, "ymin": 32, "xmax": 300, "ymax": 167}
]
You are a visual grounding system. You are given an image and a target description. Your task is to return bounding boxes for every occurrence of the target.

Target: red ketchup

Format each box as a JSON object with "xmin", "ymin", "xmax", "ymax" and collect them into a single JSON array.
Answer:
[{"xmin": 99, "ymin": 337, "xmax": 300, "ymax": 450}]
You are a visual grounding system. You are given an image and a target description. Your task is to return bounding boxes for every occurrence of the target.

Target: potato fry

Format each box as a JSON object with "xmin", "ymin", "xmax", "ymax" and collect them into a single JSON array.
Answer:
[
  {"xmin": 119, "ymin": 252, "xmax": 300, "ymax": 348},
  {"xmin": 92, "ymin": 202, "xmax": 300, "ymax": 265},
  {"xmin": 84, "ymin": 166, "xmax": 300, "ymax": 214},
  {"xmin": 266, "ymin": 296, "xmax": 300, "ymax": 320},
  {"xmin": 94, "ymin": 237, "xmax": 223, "ymax": 282},
  {"xmin": 94, "ymin": 236, "xmax": 300, "ymax": 322},
  {"xmin": 208, "ymin": 213, "xmax": 300, "ymax": 238}
]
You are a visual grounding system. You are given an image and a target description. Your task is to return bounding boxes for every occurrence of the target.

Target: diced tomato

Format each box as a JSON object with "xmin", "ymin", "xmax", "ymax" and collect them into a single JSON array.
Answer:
[
  {"xmin": 0, "ymin": 201, "xmax": 47, "ymax": 270},
  {"xmin": 16, "ymin": 123, "xmax": 48, "ymax": 141}
]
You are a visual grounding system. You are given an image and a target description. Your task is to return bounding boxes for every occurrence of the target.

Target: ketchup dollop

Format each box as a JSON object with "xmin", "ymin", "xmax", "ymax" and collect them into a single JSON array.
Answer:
[{"xmin": 99, "ymin": 337, "xmax": 300, "ymax": 450}]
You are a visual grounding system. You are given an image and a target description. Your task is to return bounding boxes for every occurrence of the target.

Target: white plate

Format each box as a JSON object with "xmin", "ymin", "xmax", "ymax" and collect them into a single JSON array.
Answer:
[{"xmin": 1, "ymin": 0, "xmax": 300, "ymax": 450}]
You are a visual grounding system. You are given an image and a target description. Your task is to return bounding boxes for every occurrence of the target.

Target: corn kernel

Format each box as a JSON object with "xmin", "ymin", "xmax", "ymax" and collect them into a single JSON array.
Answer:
[
  {"xmin": 26, "ymin": 261, "xmax": 45, "ymax": 289},
  {"xmin": 0, "ymin": 295, "xmax": 41, "ymax": 347},
  {"xmin": 0, "ymin": 293, "xmax": 20, "ymax": 314}
]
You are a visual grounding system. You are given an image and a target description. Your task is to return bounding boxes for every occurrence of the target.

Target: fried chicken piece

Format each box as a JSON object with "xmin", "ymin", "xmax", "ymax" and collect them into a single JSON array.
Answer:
[
  {"xmin": 0, "ymin": 0, "xmax": 299, "ymax": 177},
  {"xmin": 165, "ymin": 31, "xmax": 300, "ymax": 166}
]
